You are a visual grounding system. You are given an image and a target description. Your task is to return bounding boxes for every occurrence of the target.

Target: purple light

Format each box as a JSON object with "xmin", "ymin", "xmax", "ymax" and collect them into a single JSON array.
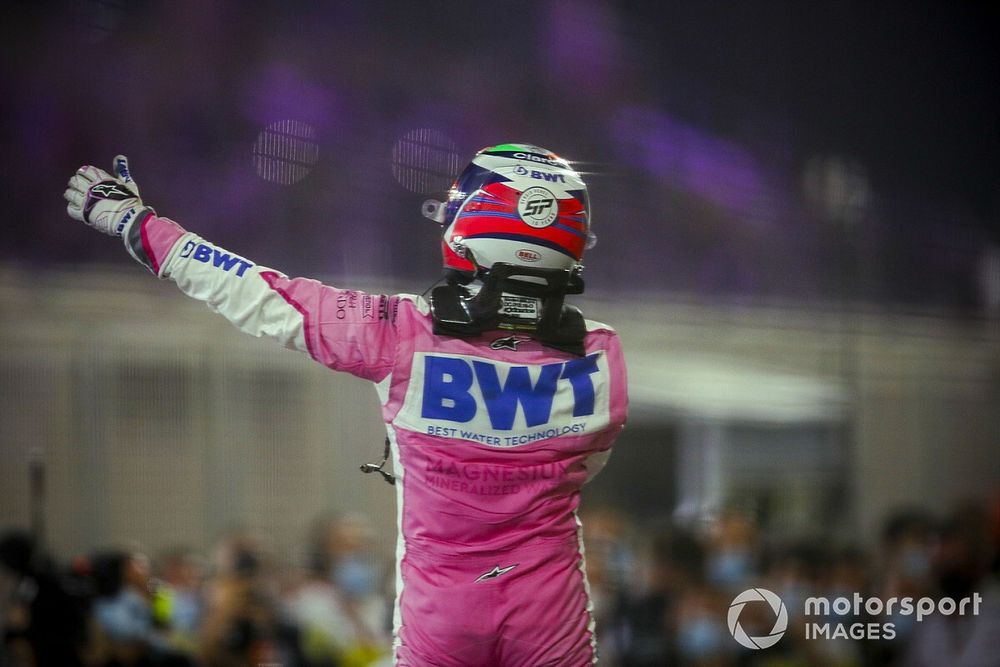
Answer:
[
  {"xmin": 543, "ymin": 0, "xmax": 619, "ymax": 95},
  {"xmin": 241, "ymin": 64, "xmax": 342, "ymax": 132},
  {"xmin": 610, "ymin": 106, "xmax": 777, "ymax": 222}
]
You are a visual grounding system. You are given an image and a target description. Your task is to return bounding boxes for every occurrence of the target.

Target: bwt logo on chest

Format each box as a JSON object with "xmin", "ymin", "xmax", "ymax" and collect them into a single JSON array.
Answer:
[{"xmin": 420, "ymin": 354, "xmax": 601, "ymax": 430}]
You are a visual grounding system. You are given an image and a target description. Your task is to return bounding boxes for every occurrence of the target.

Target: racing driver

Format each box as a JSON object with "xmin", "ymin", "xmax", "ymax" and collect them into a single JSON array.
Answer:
[{"xmin": 64, "ymin": 143, "xmax": 628, "ymax": 666}]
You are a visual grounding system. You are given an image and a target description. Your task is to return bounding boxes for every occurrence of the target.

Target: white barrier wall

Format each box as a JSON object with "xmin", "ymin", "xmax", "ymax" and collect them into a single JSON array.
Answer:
[
  {"xmin": 1, "ymin": 266, "xmax": 997, "ymax": 559},
  {"xmin": 597, "ymin": 293, "xmax": 999, "ymax": 539}
]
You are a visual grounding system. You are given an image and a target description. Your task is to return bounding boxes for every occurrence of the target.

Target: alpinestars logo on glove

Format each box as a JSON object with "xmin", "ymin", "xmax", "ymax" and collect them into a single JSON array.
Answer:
[{"xmin": 90, "ymin": 183, "xmax": 132, "ymax": 199}]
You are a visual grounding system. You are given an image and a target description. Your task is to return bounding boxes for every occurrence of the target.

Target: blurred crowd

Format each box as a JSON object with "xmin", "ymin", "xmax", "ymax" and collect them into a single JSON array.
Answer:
[
  {"xmin": 584, "ymin": 500, "xmax": 1000, "ymax": 667},
  {"xmin": 2, "ymin": 500, "xmax": 998, "ymax": 667},
  {"xmin": 0, "ymin": 513, "xmax": 392, "ymax": 667}
]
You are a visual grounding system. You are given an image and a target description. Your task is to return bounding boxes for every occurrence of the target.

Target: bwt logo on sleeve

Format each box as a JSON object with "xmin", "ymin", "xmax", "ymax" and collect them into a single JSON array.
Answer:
[
  {"xmin": 396, "ymin": 352, "xmax": 611, "ymax": 446},
  {"xmin": 179, "ymin": 240, "xmax": 254, "ymax": 277}
]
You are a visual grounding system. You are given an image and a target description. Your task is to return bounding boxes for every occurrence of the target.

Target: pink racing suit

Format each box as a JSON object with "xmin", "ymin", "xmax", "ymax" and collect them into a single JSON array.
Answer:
[{"xmin": 123, "ymin": 213, "xmax": 629, "ymax": 666}]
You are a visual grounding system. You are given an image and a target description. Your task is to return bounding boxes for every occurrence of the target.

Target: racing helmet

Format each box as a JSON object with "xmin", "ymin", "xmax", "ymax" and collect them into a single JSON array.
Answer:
[{"xmin": 425, "ymin": 143, "xmax": 592, "ymax": 284}]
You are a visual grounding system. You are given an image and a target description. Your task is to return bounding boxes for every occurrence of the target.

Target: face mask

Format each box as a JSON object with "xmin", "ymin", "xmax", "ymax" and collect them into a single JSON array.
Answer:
[
  {"xmin": 170, "ymin": 589, "xmax": 201, "ymax": 633},
  {"xmin": 779, "ymin": 584, "xmax": 810, "ymax": 618},
  {"xmin": 590, "ymin": 540, "xmax": 635, "ymax": 589},
  {"xmin": 333, "ymin": 557, "xmax": 378, "ymax": 598},
  {"xmin": 900, "ymin": 547, "xmax": 930, "ymax": 579},
  {"xmin": 707, "ymin": 549, "xmax": 752, "ymax": 588},
  {"xmin": 95, "ymin": 588, "xmax": 152, "ymax": 641},
  {"xmin": 606, "ymin": 543, "xmax": 636, "ymax": 589},
  {"xmin": 889, "ymin": 609, "xmax": 917, "ymax": 638},
  {"xmin": 677, "ymin": 616, "xmax": 724, "ymax": 659}
]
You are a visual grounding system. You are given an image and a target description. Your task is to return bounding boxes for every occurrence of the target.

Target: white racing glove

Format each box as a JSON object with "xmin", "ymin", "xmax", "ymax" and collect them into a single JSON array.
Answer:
[{"xmin": 64, "ymin": 155, "xmax": 151, "ymax": 237}]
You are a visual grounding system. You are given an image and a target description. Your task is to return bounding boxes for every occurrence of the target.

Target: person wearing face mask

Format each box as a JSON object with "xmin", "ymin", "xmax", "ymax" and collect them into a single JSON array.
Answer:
[
  {"xmin": 868, "ymin": 508, "xmax": 938, "ymax": 667},
  {"xmin": 326, "ymin": 513, "xmax": 390, "ymax": 662},
  {"xmin": 704, "ymin": 508, "xmax": 759, "ymax": 592},
  {"xmin": 286, "ymin": 514, "xmax": 389, "ymax": 667},
  {"xmin": 613, "ymin": 527, "xmax": 712, "ymax": 667},
  {"xmin": 89, "ymin": 549, "xmax": 194, "ymax": 667},
  {"xmin": 903, "ymin": 502, "xmax": 1000, "ymax": 667}
]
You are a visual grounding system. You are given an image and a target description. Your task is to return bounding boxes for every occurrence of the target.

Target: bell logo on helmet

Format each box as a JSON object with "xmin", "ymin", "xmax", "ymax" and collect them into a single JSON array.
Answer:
[
  {"xmin": 516, "ymin": 249, "xmax": 541, "ymax": 263},
  {"xmin": 518, "ymin": 187, "xmax": 558, "ymax": 228}
]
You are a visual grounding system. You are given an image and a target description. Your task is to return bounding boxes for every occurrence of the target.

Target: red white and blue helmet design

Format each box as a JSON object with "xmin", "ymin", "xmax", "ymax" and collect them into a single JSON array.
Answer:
[{"xmin": 436, "ymin": 143, "xmax": 591, "ymax": 280}]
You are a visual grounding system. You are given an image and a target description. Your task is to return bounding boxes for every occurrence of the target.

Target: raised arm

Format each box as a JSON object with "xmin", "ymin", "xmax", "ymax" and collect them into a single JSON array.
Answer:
[{"xmin": 64, "ymin": 156, "xmax": 399, "ymax": 382}]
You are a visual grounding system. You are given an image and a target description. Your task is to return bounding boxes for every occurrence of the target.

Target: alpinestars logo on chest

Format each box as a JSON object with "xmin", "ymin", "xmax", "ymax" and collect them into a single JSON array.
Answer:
[
  {"xmin": 475, "ymin": 564, "xmax": 518, "ymax": 582},
  {"xmin": 490, "ymin": 335, "xmax": 531, "ymax": 351}
]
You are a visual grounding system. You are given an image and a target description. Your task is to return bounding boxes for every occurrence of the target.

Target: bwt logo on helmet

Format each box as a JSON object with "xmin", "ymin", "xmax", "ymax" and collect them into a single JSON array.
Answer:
[
  {"xmin": 518, "ymin": 187, "xmax": 558, "ymax": 228},
  {"xmin": 514, "ymin": 165, "xmax": 567, "ymax": 183},
  {"xmin": 728, "ymin": 588, "xmax": 788, "ymax": 650}
]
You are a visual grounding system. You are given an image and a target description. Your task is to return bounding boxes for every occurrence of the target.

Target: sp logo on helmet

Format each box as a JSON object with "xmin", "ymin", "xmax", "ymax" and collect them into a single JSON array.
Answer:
[
  {"xmin": 518, "ymin": 187, "xmax": 558, "ymax": 228},
  {"xmin": 728, "ymin": 588, "xmax": 788, "ymax": 650},
  {"xmin": 516, "ymin": 249, "xmax": 541, "ymax": 263}
]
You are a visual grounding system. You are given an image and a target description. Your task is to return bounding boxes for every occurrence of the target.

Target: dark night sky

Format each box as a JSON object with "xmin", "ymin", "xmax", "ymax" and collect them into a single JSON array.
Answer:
[
  {"xmin": 1, "ymin": 0, "xmax": 997, "ymax": 306},
  {"xmin": 4, "ymin": 1, "xmax": 996, "ymax": 221},
  {"xmin": 619, "ymin": 1, "xmax": 999, "ymax": 232}
]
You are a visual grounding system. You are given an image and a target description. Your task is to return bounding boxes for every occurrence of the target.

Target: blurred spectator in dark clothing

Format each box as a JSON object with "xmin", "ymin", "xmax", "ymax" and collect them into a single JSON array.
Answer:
[
  {"xmin": 0, "ymin": 529, "xmax": 86, "ymax": 666},
  {"xmin": 826, "ymin": 547, "xmax": 871, "ymax": 667},
  {"xmin": 867, "ymin": 508, "xmax": 938, "ymax": 666},
  {"xmin": 751, "ymin": 541, "xmax": 829, "ymax": 667},
  {"xmin": 89, "ymin": 548, "xmax": 192, "ymax": 667},
  {"xmin": 200, "ymin": 532, "xmax": 303, "ymax": 667},
  {"xmin": 880, "ymin": 509, "xmax": 937, "ymax": 603},
  {"xmin": 613, "ymin": 526, "xmax": 706, "ymax": 666},
  {"xmin": 579, "ymin": 506, "xmax": 635, "ymax": 665},
  {"xmin": 903, "ymin": 501, "xmax": 1000, "ymax": 667}
]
